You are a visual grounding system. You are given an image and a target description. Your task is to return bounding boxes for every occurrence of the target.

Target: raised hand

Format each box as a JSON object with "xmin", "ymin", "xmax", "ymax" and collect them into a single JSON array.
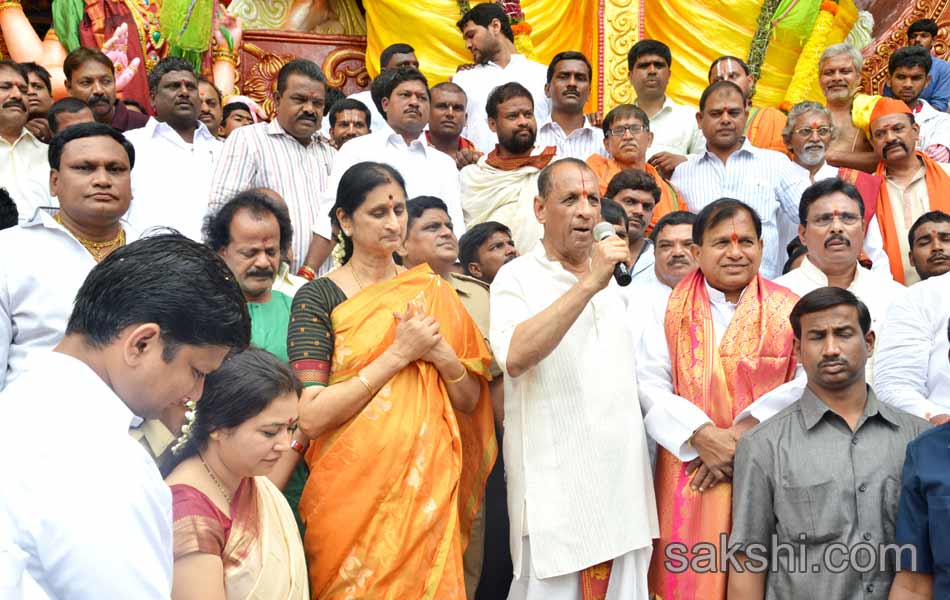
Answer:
[{"xmin": 584, "ymin": 234, "xmax": 630, "ymax": 291}]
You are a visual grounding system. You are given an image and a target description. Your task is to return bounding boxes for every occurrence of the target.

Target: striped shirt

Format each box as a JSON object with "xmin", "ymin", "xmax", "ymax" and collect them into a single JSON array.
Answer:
[
  {"xmin": 671, "ymin": 139, "xmax": 808, "ymax": 279},
  {"xmin": 209, "ymin": 119, "xmax": 335, "ymax": 271},
  {"xmin": 535, "ymin": 118, "xmax": 607, "ymax": 161}
]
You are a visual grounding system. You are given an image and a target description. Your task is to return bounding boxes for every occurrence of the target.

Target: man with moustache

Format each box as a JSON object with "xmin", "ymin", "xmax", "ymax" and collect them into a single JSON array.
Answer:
[
  {"xmin": 327, "ymin": 97, "xmax": 370, "ymax": 149},
  {"xmin": 0, "ymin": 60, "xmax": 50, "ymax": 222},
  {"xmin": 124, "ymin": 58, "xmax": 221, "ymax": 241},
  {"xmin": 197, "ymin": 77, "xmax": 224, "ymax": 139},
  {"xmin": 887, "ymin": 46, "xmax": 950, "ymax": 162},
  {"xmin": 458, "ymin": 221, "xmax": 518, "ymax": 284},
  {"xmin": 425, "ymin": 82, "xmax": 480, "ymax": 168},
  {"xmin": 907, "ymin": 210, "xmax": 950, "ymax": 281},
  {"xmin": 461, "ymin": 82, "xmax": 559, "ymax": 254},
  {"xmin": 708, "ymin": 55, "xmax": 787, "ymax": 154},
  {"xmin": 586, "ymin": 104, "xmax": 684, "ymax": 228},
  {"xmin": 819, "ymin": 44, "xmax": 879, "ymax": 173},
  {"xmin": 63, "ymin": 47, "xmax": 149, "ymax": 132},
  {"xmin": 536, "ymin": 52, "xmax": 605, "ymax": 161},
  {"xmin": 22, "ymin": 62, "xmax": 53, "ymax": 143},
  {"xmin": 349, "ymin": 43, "xmax": 420, "ymax": 134}
]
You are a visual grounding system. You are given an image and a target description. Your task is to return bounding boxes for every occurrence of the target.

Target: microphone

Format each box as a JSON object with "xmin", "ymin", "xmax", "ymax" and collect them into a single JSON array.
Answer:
[{"xmin": 593, "ymin": 221, "xmax": 633, "ymax": 287}]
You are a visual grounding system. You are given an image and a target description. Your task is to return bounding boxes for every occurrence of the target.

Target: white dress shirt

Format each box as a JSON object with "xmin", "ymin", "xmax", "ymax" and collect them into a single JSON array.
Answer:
[
  {"xmin": 0, "ymin": 129, "xmax": 51, "ymax": 222},
  {"xmin": 453, "ymin": 54, "xmax": 551, "ymax": 154},
  {"xmin": 624, "ymin": 274, "xmax": 672, "ymax": 353},
  {"xmin": 914, "ymin": 98, "xmax": 950, "ymax": 158},
  {"xmin": 630, "ymin": 241, "xmax": 656, "ymax": 284},
  {"xmin": 317, "ymin": 129, "xmax": 464, "ymax": 240},
  {"xmin": 0, "ymin": 350, "xmax": 172, "ymax": 599},
  {"xmin": 635, "ymin": 96, "xmax": 706, "ymax": 158},
  {"xmin": 346, "ymin": 89, "xmax": 390, "ymax": 136},
  {"xmin": 0, "ymin": 209, "xmax": 137, "ymax": 391},
  {"xmin": 671, "ymin": 139, "xmax": 809, "ymax": 280},
  {"xmin": 490, "ymin": 244, "xmax": 658, "ymax": 579},
  {"xmin": 124, "ymin": 118, "xmax": 221, "ymax": 241},
  {"xmin": 637, "ymin": 280, "xmax": 806, "ymax": 461},
  {"xmin": 535, "ymin": 117, "xmax": 606, "ymax": 161},
  {"xmin": 874, "ymin": 271, "xmax": 950, "ymax": 418}
]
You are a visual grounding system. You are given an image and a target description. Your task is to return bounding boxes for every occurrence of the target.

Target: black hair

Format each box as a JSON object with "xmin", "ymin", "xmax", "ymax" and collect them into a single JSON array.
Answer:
[
  {"xmin": 406, "ymin": 195, "xmax": 449, "ymax": 233},
  {"xmin": 48, "ymin": 122, "xmax": 135, "ymax": 170},
  {"xmin": 606, "ymin": 169, "xmax": 661, "ymax": 203},
  {"xmin": 602, "ymin": 104, "xmax": 650, "ymax": 136},
  {"xmin": 693, "ymin": 198, "xmax": 762, "ymax": 245},
  {"xmin": 908, "ymin": 210, "xmax": 950, "ymax": 248},
  {"xmin": 547, "ymin": 51, "xmax": 593, "ymax": 83},
  {"xmin": 627, "ymin": 40, "xmax": 672, "ymax": 72},
  {"xmin": 431, "ymin": 81, "xmax": 467, "ymax": 99},
  {"xmin": 204, "ymin": 189, "xmax": 294, "ymax": 257},
  {"xmin": 908, "ymin": 19, "xmax": 939, "ymax": 38},
  {"xmin": 147, "ymin": 56, "xmax": 196, "ymax": 92},
  {"xmin": 0, "ymin": 187, "xmax": 17, "ymax": 230},
  {"xmin": 782, "ymin": 237, "xmax": 808, "ymax": 275},
  {"xmin": 889, "ymin": 45, "xmax": 933, "ymax": 76},
  {"xmin": 790, "ymin": 287, "xmax": 872, "ymax": 339},
  {"xmin": 21, "ymin": 61, "xmax": 52, "ymax": 93},
  {"xmin": 537, "ymin": 158, "xmax": 591, "ymax": 198},
  {"xmin": 370, "ymin": 70, "xmax": 394, "ymax": 116},
  {"xmin": 650, "ymin": 210, "xmax": 697, "ymax": 243},
  {"xmin": 0, "ymin": 60, "xmax": 27, "ymax": 84},
  {"xmin": 457, "ymin": 3, "xmax": 514, "ymax": 43},
  {"xmin": 222, "ymin": 102, "xmax": 252, "ymax": 121},
  {"xmin": 380, "ymin": 68, "xmax": 429, "ymax": 108},
  {"xmin": 323, "ymin": 86, "xmax": 346, "ymax": 117},
  {"xmin": 458, "ymin": 221, "xmax": 512, "ymax": 275},
  {"xmin": 330, "ymin": 162, "xmax": 407, "ymax": 264},
  {"xmin": 707, "ymin": 55, "xmax": 750, "ymax": 81},
  {"xmin": 159, "ymin": 347, "xmax": 300, "ymax": 477},
  {"xmin": 798, "ymin": 177, "xmax": 865, "ymax": 225},
  {"xmin": 600, "ymin": 197, "xmax": 629, "ymax": 231},
  {"xmin": 276, "ymin": 59, "xmax": 326, "ymax": 97},
  {"xmin": 121, "ymin": 98, "xmax": 148, "ymax": 113},
  {"xmin": 699, "ymin": 80, "xmax": 745, "ymax": 112},
  {"xmin": 328, "ymin": 98, "xmax": 371, "ymax": 128},
  {"xmin": 380, "ymin": 43, "xmax": 416, "ymax": 69},
  {"xmin": 63, "ymin": 47, "xmax": 113, "ymax": 81},
  {"xmin": 48, "ymin": 97, "xmax": 91, "ymax": 134},
  {"xmin": 486, "ymin": 81, "xmax": 533, "ymax": 120},
  {"xmin": 197, "ymin": 76, "xmax": 222, "ymax": 104},
  {"xmin": 66, "ymin": 232, "xmax": 251, "ymax": 357}
]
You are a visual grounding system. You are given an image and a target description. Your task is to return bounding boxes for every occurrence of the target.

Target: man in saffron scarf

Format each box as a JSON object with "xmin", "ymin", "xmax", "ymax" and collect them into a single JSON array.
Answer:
[
  {"xmin": 586, "ymin": 104, "xmax": 683, "ymax": 229},
  {"xmin": 638, "ymin": 198, "xmax": 805, "ymax": 600},
  {"xmin": 708, "ymin": 56, "xmax": 787, "ymax": 155},
  {"xmin": 855, "ymin": 95, "xmax": 950, "ymax": 284},
  {"xmin": 460, "ymin": 82, "xmax": 559, "ymax": 254}
]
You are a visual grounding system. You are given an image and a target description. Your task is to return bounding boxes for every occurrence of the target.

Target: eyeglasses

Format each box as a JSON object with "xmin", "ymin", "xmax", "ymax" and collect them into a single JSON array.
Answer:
[
  {"xmin": 808, "ymin": 212, "xmax": 861, "ymax": 227},
  {"xmin": 608, "ymin": 124, "xmax": 647, "ymax": 136},
  {"xmin": 794, "ymin": 126, "xmax": 833, "ymax": 138}
]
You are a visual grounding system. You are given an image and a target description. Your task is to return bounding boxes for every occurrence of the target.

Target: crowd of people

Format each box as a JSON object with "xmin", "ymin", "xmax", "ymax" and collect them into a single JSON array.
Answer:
[{"xmin": 3, "ymin": 4, "xmax": 950, "ymax": 599}]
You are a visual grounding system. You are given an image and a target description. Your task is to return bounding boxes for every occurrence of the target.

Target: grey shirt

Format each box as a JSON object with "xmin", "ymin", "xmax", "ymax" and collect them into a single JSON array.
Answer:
[{"xmin": 729, "ymin": 386, "xmax": 931, "ymax": 600}]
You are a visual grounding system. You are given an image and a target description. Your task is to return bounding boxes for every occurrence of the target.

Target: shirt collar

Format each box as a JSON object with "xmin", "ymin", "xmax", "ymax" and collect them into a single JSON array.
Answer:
[
  {"xmin": 267, "ymin": 118, "xmax": 329, "ymax": 146},
  {"xmin": 142, "ymin": 117, "xmax": 217, "ymax": 143},
  {"xmin": 37, "ymin": 350, "xmax": 138, "ymax": 431},
  {"xmin": 704, "ymin": 279, "xmax": 743, "ymax": 306},
  {"xmin": 1, "ymin": 127, "xmax": 42, "ymax": 148},
  {"xmin": 701, "ymin": 137, "xmax": 755, "ymax": 162},
  {"xmin": 797, "ymin": 256, "xmax": 865, "ymax": 288},
  {"xmin": 488, "ymin": 53, "xmax": 528, "ymax": 70},
  {"xmin": 800, "ymin": 386, "xmax": 901, "ymax": 430},
  {"xmin": 384, "ymin": 129, "xmax": 430, "ymax": 152}
]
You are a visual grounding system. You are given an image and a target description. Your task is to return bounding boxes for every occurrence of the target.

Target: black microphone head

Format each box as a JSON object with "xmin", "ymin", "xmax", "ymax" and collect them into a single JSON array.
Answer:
[{"xmin": 593, "ymin": 221, "xmax": 616, "ymax": 242}]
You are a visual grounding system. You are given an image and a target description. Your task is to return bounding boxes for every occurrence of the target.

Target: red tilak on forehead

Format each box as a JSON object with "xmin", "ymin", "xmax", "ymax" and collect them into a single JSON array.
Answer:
[
  {"xmin": 811, "ymin": 121, "xmax": 822, "ymax": 129},
  {"xmin": 578, "ymin": 166, "xmax": 589, "ymax": 201},
  {"xmin": 833, "ymin": 209, "xmax": 839, "ymax": 217},
  {"xmin": 731, "ymin": 232, "xmax": 738, "ymax": 242},
  {"xmin": 933, "ymin": 228, "xmax": 939, "ymax": 238}
]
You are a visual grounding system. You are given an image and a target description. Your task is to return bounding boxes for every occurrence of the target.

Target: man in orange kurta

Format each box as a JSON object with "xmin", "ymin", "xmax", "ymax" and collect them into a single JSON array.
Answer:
[
  {"xmin": 586, "ymin": 104, "xmax": 683, "ymax": 228},
  {"xmin": 708, "ymin": 56, "xmax": 788, "ymax": 154},
  {"xmin": 637, "ymin": 199, "xmax": 802, "ymax": 599}
]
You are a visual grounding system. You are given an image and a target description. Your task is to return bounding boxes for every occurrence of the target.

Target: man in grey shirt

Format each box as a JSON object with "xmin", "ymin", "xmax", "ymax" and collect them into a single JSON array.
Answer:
[{"xmin": 727, "ymin": 287, "xmax": 931, "ymax": 599}]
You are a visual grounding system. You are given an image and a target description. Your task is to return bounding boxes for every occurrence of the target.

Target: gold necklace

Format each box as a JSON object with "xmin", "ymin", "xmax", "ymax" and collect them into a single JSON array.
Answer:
[
  {"xmin": 349, "ymin": 262, "xmax": 398, "ymax": 290},
  {"xmin": 54, "ymin": 213, "xmax": 126, "ymax": 262},
  {"xmin": 198, "ymin": 451, "xmax": 233, "ymax": 505}
]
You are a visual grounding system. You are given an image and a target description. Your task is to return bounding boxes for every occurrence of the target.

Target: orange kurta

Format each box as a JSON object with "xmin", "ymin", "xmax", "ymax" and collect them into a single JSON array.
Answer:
[
  {"xmin": 649, "ymin": 271, "xmax": 799, "ymax": 600},
  {"xmin": 585, "ymin": 154, "xmax": 685, "ymax": 227},
  {"xmin": 744, "ymin": 106, "xmax": 789, "ymax": 155}
]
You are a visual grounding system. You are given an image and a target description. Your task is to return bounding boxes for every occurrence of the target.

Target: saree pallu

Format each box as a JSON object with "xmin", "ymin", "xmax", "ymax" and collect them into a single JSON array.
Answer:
[
  {"xmin": 300, "ymin": 265, "xmax": 496, "ymax": 599},
  {"xmin": 648, "ymin": 271, "xmax": 798, "ymax": 600}
]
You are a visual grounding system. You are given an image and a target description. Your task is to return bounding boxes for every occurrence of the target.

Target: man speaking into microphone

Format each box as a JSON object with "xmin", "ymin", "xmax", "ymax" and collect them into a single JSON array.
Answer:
[{"xmin": 490, "ymin": 158, "xmax": 658, "ymax": 600}]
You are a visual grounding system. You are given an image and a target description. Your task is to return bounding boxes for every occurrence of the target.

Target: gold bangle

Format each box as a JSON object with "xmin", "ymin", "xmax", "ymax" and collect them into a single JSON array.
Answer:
[
  {"xmin": 0, "ymin": 0, "xmax": 23, "ymax": 11},
  {"xmin": 212, "ymin": 49, "xmax": 238, "ymax": 66},
  {"xmin": 445, "ymin": 365, "xmax": 467, "ymax": 385},
  {"xmin": 355, "ymin": 373, "xmax": 375, "ymax": 396}
]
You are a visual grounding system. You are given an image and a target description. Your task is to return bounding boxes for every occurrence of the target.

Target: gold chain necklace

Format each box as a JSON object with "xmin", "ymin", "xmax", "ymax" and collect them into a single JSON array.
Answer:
[
  {"xmin": 54, "ymin": 213, "xmax": 126, "ymax": 262},
  {"xmin": 198, "ymin": 451, "xmax": 233, "ymax": 505},
  {"xmin": 349, "ymin": 262, "xmax": 398, "ymax": 290}
]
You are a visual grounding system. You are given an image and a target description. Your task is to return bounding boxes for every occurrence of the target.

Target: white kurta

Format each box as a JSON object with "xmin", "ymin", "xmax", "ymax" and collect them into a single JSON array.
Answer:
[
  {"xmin": 0, "ymin": 350, "xmax": 173, "ymax": 599},
  {"xmin": 874, "ymin": 271, "xmax": 950, "ymax": 418},
  {"xmin": 490, "ymin": 244, "xmax": 658, "ymax": 581}
]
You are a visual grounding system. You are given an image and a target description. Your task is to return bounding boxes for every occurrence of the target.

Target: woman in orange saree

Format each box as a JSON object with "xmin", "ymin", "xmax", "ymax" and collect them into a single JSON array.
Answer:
[{"xmin": 287, "ymin": 162, "xmax": 496, "ymax": 599}]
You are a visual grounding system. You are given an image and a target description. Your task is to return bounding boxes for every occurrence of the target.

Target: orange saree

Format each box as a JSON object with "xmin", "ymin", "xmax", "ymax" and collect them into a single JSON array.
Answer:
[
  {"xmin": 648, "ymin": 271, "xmax": 798, "ymax": 600},
  {"xmin": 585, "ymin": 154, "xmax": 684, "ymax": 228},
  {"xmin": 299, "ymin": 265, "xmax": 497, "ymax": 599}
]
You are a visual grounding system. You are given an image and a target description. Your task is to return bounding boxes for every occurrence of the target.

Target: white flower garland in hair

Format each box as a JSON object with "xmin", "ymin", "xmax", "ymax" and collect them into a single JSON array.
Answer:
[
  {"xmin": 170, "ymin": 399, "xmax": 198, "ymax": 455},
  {"xmin": 331, "ymin": 230, "xmax": 347, "ymax": 269}
]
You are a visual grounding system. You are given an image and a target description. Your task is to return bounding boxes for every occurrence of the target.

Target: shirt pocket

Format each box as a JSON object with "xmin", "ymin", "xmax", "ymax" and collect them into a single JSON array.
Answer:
[
  {"xmin": 928, "ymin": 495, "xmax": 950, "ymax": 566},
  {"xmin": 776, "ymin": 479, "xmax": 845, "ymax": 545}
]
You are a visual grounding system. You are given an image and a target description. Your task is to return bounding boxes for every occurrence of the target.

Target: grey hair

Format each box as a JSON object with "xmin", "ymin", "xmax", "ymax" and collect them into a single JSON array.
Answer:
[
  {"xmin": 819, "ymin": 43, "xmax": 864, "ymax": 73},
  {"xmin": 781, "ymin": 101, "xmax": 838, "ymax": 144}
]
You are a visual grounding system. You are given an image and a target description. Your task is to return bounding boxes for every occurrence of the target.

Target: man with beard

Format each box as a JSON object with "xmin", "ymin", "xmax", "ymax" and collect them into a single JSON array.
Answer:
[
  {"xmin": 908, "ymin": 210, "xmax": 950, "ymax": 281},
  {"xmin": 0, "ymin": 60, "xmax": 50, "ymax": 222},
  {"xmin": 124, "ymin": 58, "xmax": 221, "ymax": 241},
  {"xmin": 885, "ymin": 19, "xmax": 950, "ymax": 111},
  {"xmin": 819, "ymin": 44, "xmax": 879, "ymax": 174},
  {"xmin": 459, "ymin": 221, "xmax": 518, "ymax": 284},
  {"xmin": 63, "ymin": 47, "xmax": 149, "ymax": 132},
  {"xmin": 425, "ymin": 82, "xmax": 480, "ymax": 168},
  {"xmin": 775, "ymin": 178, "xmax": 904, "ymax": 383},
  {"xmin": 460, "ymin": 82, "xmax": 559, "ymax": 254},
  {"xmin": 672, "ymin": 81, "xmax": 808, "ymax": 280},
  {"xmin": 197, "ymin": 77, "xmax": 223, "ymax": 139},
  {"xmin": 327, "ymin": 97, "xmax": 370, "ymax": 149},
  {"xmin": 856, "ymin": 95, "xmax": 950, "ymax": 284},
  {"xmin": 781, "ymin": 101, "xmax": 891, "ymax": 274},
  {"xmin": 586, "ymin": 104, "xmax": 684, "ymax": 229},
  {"xmin": 454, "ymin": 2, "xmax": 549, "ymax": 154},
  {"xmin": 887, "ymin": 46, "xmax": 950, "ymax": 162},
  {"xmin": 708, "ymin": 55, "xmax": 787, "ymax": 154},
  {"xmin": 536, "ymin": 52, "xmax": 605, "ymax": 161},
  {"xmin": 22, "ymin": 62, "xmax": 53, "ymax": 143}
]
